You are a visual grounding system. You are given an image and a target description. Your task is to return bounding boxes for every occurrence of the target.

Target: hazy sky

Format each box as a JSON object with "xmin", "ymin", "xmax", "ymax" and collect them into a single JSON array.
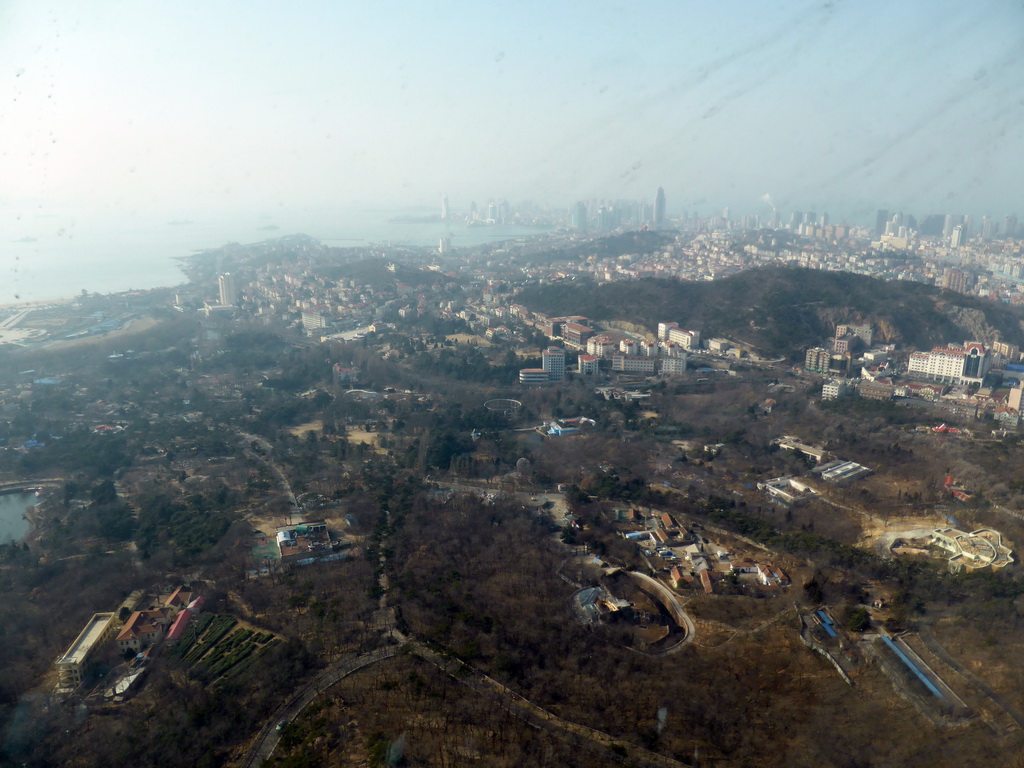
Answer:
[{"xmin": 3, "ymin": 0, "xmax": 1023, "ymax": 224}]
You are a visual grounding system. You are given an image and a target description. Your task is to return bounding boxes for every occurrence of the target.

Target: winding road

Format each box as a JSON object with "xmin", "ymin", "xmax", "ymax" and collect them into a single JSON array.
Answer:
[
  {"xmin": 239, "ymin": 645, "xmax": 398, "ymax": 768},
  {"xmin": 629, "ymin": 571, "xmax": 697, "ymax": 655},
  {"xmin": 240, "ymin": 515, "xmax": 696, "ymax": 768}
]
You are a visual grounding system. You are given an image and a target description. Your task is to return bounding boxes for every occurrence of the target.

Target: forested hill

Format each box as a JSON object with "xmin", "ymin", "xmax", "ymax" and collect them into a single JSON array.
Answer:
[{"xmin": 516, "ymin": 267, "xmax": 1024, "ymax": 359}]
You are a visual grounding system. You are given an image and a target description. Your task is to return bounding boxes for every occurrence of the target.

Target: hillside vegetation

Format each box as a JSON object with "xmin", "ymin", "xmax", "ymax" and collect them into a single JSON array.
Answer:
[{"xmin": 517, "ymin": 267, "xmax": 1024, "ymax": 358}]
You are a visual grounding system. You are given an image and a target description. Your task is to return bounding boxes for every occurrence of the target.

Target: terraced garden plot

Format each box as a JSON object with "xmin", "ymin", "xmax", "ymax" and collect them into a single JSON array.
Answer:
[{"xmin": 173, "ymin": 614, "xmax": 278, "ymax": 684}]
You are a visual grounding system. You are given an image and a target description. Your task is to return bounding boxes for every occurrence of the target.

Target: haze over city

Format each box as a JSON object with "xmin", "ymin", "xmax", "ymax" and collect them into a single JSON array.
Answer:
[
  {"xmin": 8, "ymin": 5, "xmax": 1024, "ymax": 764},
  {"xmin": 3, "ymin": 0, "xmax": 1023, "ymax": 229}
]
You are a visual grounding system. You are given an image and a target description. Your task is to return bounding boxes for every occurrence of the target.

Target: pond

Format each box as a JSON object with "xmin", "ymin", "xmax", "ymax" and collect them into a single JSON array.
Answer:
[{"xmin": 0, "ymin": 492, "xmax": 36, "ymax": 544}]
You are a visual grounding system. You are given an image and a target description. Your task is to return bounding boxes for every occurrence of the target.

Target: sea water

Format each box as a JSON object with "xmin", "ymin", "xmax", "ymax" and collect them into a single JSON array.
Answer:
[{"xmin": 1, "ymin": 206, "xmax": 553, "ymax": 304}]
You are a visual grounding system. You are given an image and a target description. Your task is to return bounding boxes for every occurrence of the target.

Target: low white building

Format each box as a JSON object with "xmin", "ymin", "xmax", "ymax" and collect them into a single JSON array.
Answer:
[{"xmin": 822, "ymin": 378, "xmax": 856, "ymax": 401}]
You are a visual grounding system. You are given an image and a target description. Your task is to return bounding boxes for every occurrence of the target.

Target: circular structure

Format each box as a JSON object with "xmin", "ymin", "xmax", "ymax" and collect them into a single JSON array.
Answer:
[{"xmin": 484, "ymin": 398, "xmax": 522, "ymax": 415}]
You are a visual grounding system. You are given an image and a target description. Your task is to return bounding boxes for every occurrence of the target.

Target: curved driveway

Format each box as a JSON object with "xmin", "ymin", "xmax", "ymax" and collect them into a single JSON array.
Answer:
[{"xmin": 629, "ymin": 571, "xmax": 696, "ymax": 654}]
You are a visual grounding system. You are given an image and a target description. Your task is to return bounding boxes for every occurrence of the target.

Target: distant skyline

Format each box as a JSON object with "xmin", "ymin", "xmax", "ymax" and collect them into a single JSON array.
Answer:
[{"xmin": 2, "ymin": 0, "xmax": 1023, "ymax": 231}]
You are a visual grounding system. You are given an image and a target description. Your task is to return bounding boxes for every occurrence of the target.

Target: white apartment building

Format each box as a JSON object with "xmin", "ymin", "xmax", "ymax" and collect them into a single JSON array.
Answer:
[
  {"xmin": 668, "ymin": 327, "xmax": 701, "ymax": 350},
  {"xmin": 658, "ymin": 322, "xmax": 679, "ymax": 341},
  {"xmin": 822, "ymin": 378, "xmax": 855, "ymax": 401},
  {"xmin": 586, "ymin": 335, "xmax": 619, "ymax": 358},
  {"xmin": 612, "ymin": 355, "xmax": 657, "ymax": 373},
  {"xmin": 578, "ymin": 354, "xmax": 599, "ymax": 375},
  {"xmin": 660, "ymin": 356, "xmax": 687, "ymax": 375}
]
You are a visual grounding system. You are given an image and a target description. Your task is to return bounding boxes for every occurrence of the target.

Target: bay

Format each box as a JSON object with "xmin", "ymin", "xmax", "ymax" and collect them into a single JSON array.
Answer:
[{"xmin": 1, "ymin": 207, "xmax": 555, "ymax": 304}]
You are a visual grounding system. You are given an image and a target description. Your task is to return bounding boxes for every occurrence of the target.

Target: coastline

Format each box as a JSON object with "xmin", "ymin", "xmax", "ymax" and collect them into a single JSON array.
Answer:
[{"xmin": 2, "ymin": 215, "xmax": 559, "ymax": 306}]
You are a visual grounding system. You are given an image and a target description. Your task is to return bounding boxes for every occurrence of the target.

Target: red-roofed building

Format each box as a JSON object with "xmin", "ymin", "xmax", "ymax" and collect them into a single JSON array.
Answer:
[
  {"xmin": 729, "ymin": 562, "xmax": 759, "ymax": 574},
  {"xmin": 756, "ymin": 564, "xmax": 790, "ymax": 586},
  {"xmin": 116, "ymin": 609, "xmax": 171, "ymax": 652},
  {"xmin": 161, "ymin": 586, "xmax": 192, "ymax": 612},
  {"xmin": 577, "ymin": 354, "xmax": 599, "ymax": 375},
  {"xmin": 670, "ymin": 566, "xmax": 688, "ymax": 588},
  {"xmin": 164, "ymin": 609, "xmax": 193, "ymax": 646},
  {"xmin": 563, "ymin": 322, "xmax": 594, "ymax": 346}
]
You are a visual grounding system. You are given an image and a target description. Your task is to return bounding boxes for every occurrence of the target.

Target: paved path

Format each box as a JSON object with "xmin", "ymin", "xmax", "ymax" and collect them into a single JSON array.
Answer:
[
  {"xmin": 629, "ymin": 571, "xmax": 696, "ymax": 654},
  {"xmin": 239, "ymin": 432, "xmax": 299, "ymax": 514},
  {"xmin": 705, "ymin": 606, "xmax": 793, "ymax": 649},
  {"xmin": 408, "ymin": 641, "xmax": 692, "ymax": 768},
  {"xmin": 242, "ymin": 504, "xmax": 692, "ymax": 768},
  {"xmin": 0, "ymin": 478, "xmax": 63, "ymax": 493},
  {"xmin": 239, "ymin": 645, "xmax": 398, "ymax": 768},
  {"xmin": 917, "ymin": 625, "xmax": 1024, "ymax": 732}
]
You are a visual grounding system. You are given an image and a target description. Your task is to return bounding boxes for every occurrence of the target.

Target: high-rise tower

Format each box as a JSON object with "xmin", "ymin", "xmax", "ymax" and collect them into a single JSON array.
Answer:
[
  {"xmin": 874, "ymin": 209, "xmax": 889, "ymax": 238},
  {"xmin": 542, "ymin": 347, "xmax": 565, "ymax": 382},
  {"xmin": 218, "ymin": 273, "xmax": 237, "ymax": 306},
  {"xmin": 653, "ymin": 187, "xmax": 666, "ymax": 229},
  {"xmin": 441, "ymin": 194, "xmax": 450, "ymax": 221},
  {"xmin": 570, "ymin": 201, "xmax": 588, "ymax": 231}
]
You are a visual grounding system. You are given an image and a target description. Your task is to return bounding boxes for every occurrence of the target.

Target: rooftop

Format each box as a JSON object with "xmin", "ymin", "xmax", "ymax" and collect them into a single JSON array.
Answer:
[{"xmin": 57, "ymin": 612, "xmax": 115, "ymax": 667}]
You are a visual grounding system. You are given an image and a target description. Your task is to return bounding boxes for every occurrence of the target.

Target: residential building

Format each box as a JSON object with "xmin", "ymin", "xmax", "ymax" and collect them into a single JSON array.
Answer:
[
  {"xmin": 332, "ymin": 364, "xmax": 358, "ymax": 385},
  {"xmin": 668, "ymin": 327, "xmax": 700, "ymax": 350},
  {"xmin": 994, "ymin": 406, "xmax": 1020, "ymax": 427},
  {"xmin": 822, "ymin": 378, "xmax": 855, "ymax": 401},
  {"xmin": 276, "ymin": 520, "xmax": 333, "ymax": 564},
  {"xmin": 578, "ymin": 354, "xmax": 599, "ymax": 375},
  {"xmin": 757, "ymin": 564, "xmax": 790, "ymax": 586},
  {"xmin": 660, "ymin": 340, "xmax": 687, "ymax": 358},
  {"xmin": 657, "ymin": 322, "xmax": 679, "ymax": 341},
  {"xmin": 116, "ymin": 609, "xmax": 171, "ymax": 652},
  {"xmin": 611, "ymin": 354, "xmax": 657, "ymax": 374},
  {"xmin": 542, "ymin": 347, "xmax": 566, "ymax": 381},
  {"xmin": 55, "ymin": 612, "xmax": 117, "ymax": 690},
  {"xmin": 218, "ymin": 272, "xmax": 237, "ymax": 306},
  {"xmin": 1009, "ymin": 385, "xmax": 1024, "ymax": 412},
  {"xmin": 942, "ymin": 268, "xmax": 970, "ymax": 293},
  {"xmin": 660, "ymin": 356, "xmax": 687, "ymax": 375},
  {"xmin": 161, "ymin": 586, "xmax": 194, "ymax": 616},
  {"xmin": 670, "ymin": 566, "xmax": 689, "ymax": 589},
  {"xmin": 836, "ymin": 323, "xmax": 873, "ymax": 346},
  {"xmin": 586, "ymin": 334, "xmax": 619, "ymax": 358},
  {"xmin": 992, "ymin": 340, "xmax": 1020, "ymax": 360},
  {"xmin": 805, "ymin": 347, "xmax": 831, "ymax": 373},
  {"xmin": 301, "ymin": 310, "xmax": 330, "ymax": 332},
  {"xmin": 562, "ymin": 322, "xmax": 594, "ymax": 346},
  {"xmin": 859, "ymin": 378, "xmax": 895, "ymax": 400}
]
